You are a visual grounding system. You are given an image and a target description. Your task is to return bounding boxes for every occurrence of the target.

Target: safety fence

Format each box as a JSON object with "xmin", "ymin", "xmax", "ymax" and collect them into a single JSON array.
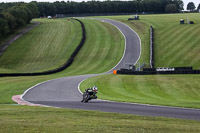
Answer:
[{"xmin": 0, "ymin": 19, "xmax": 86, "ymax": 77}]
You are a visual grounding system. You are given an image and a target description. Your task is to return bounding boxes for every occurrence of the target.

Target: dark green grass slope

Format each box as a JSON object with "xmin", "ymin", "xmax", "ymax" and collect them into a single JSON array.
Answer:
[{"xmin": 0, "ymin": 19, "xmax": 82, "ymax": 73}]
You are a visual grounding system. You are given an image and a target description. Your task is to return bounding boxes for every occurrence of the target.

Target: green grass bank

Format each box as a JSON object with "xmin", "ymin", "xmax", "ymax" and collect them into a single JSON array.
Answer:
[
  {"xmin": 81, "ymin": 74, "xmax": 200, "ymax": 108},
  {"xmin": 0, "ymin": 19, "xmax": 82, "ymax": 73}
]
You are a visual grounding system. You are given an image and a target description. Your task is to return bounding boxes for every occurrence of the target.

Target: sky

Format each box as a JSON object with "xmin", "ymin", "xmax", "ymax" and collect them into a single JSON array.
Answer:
[{"xmin": 1, "ymin": 0, "xmax": 199, "ymax": 10}]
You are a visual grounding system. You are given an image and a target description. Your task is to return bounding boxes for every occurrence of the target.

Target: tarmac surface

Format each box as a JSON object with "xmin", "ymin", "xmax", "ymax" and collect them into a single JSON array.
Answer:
[{"xmin": 22, "ymin": 19, "xmax": 200, "ymax": 121}]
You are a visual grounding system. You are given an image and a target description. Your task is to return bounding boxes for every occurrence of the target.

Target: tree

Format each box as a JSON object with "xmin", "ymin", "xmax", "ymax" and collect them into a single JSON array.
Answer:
[
  {"xmin": 7, "ymin": 7, "xmax": 26, "ymax": 27},
  {"xmin": 174, "ymin": 0, "xmax": 184, "ymax": 11},
  {"xmin": 165, "ymin": 4, "xmax": 178, "ymax": 13},
  {"xmin": 197, "ymin": 4, "xmax": 200, "ymax": 12},
  {"xmin": 187, "ymin": 2, "xmax": 196, "ymax": 11},
  {"xmin": 0, "ymin": 2, "xmax": 39, "ymax": 39},
  {"xmin": 4, "ymin": 12, "xmax": 16, "ymax": 33},
  {"xmin": 26, "ymin": 2, "xmax": 39, "ymax": 18},
  {"xmin": 0, "ymin": 17, "xmax": 9, "ymax": 37}
]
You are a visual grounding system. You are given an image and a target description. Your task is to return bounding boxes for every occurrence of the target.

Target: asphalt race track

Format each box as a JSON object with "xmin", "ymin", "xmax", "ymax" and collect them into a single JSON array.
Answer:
[{"xmin": 22, "ymin": 19, "xmax": 200, "ymax": 121}]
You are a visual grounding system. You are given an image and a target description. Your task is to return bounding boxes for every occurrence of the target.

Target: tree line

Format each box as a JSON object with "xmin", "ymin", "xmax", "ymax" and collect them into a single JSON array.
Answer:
[
  {"xmin": 0, "ymin": 2, "xmax": 38, "ymax": 38},
  {"xmin": 2, "ymin": 0, "xmax": 197, "ymax": 39},
  {"xmin": 36, "ymin": 0, "xmax": 184, "ymax": 17},
  {"xmin": 187, "ymin": 2, "xmax": 200, "ymax": 12}
]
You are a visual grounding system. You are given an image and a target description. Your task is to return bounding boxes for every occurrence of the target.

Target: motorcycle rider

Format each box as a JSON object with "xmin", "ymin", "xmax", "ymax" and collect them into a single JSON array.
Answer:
[
  {"xmin": 91, "ymin": 86, "xmax": 98, "ymax": 98},
  {"xmin": 81, "ymin": 86, "xmax": 98, "ymax": 102}
]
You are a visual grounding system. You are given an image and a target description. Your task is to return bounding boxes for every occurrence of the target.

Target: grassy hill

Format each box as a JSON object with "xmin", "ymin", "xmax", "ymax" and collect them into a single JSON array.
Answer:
[
  {"xmin": 0, "ymin": 19, "xmax": 82, "ymax": 73},
  {"xmin": 145, "ymin": 13, "xmax": 200, "ymax": 69}
]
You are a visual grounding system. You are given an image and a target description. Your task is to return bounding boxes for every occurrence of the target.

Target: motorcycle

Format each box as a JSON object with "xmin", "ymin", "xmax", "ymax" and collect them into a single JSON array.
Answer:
[{"xmin": 81, "ymin": 89, "xmax": 97, "ymax": 103}]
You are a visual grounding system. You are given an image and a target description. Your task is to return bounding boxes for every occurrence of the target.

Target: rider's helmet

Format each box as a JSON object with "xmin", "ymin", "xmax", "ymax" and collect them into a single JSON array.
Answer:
[{"xmin": 92, "ymin": 86, "xmax": 98, "ymax": 92}]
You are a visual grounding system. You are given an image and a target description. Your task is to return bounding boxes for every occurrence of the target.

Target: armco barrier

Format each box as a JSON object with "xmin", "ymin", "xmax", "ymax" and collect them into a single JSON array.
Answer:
[
  {"xmin": 150, "ymin": 26, "xmax": 154, "ymax": 68},
  {"xmin": 0, "ymin": 19, "xmax": 86, "ymax": 77}
]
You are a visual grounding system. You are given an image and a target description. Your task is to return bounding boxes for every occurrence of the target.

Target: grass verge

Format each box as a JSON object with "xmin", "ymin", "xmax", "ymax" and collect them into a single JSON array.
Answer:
[{"xmin": 0, "ymin": 105, "xmax": 200, "ymax": 133}]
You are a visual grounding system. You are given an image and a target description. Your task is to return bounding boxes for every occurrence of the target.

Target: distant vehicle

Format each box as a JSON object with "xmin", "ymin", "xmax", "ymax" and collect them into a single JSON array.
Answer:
[
  {"xmin": 47, "ymin": 16, "xmax": 52, "ymax": 19},
  {"xmin": 156, "ymin": 67, "xmax": 175, "ymax": 71},
  {"xmin": 128, "ymin": 15, "xmax": 139, "ymax": 20}
]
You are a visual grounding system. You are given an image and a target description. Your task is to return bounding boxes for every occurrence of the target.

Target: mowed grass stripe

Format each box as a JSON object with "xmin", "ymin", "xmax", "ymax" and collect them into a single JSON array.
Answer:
[
  {"xmin": 178, "ymin": 28, "xmax": 200, "ymax": 67},
  {"xmin": 82, "ymin": 20, "xmax": 107, "ymax": 72},
  {"xmin": 146, "ymin": 14, "xmax": 200, "ymax": 68},
  {"xmin": 0, "ymin": 19, "xmax": 81, "ymax": 73},
  {"xmin": 93, "ymin": 21, "xmax": 112, "ymax": 72},
  {"xmin": 166, "ymin": 26, "xmax": 200, "ymax": 67},
  {"xmin": 26, "ymin": 19, "xmax": 81, "ymax": 71},
  {"xmin": 63, "ymin": 19, "xmax": 102, "ymax": 75},
  {"xmin": 159, "ymin": 26, "xmax": 188, "ymax": 52},
  {"xmin": 155, "ymin": 27, "xmax": 194, "ymax": 67},
  {"xmin": 80, "ymin": 74, "xmax": 200, "ymax": 108},
  {"xmin": 164, "ymin": 25, "xmax": 197, "ymax": 58},
  {"xmin": 63, "ymin": 19, "xmax": 124, "ymax": 75}
]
